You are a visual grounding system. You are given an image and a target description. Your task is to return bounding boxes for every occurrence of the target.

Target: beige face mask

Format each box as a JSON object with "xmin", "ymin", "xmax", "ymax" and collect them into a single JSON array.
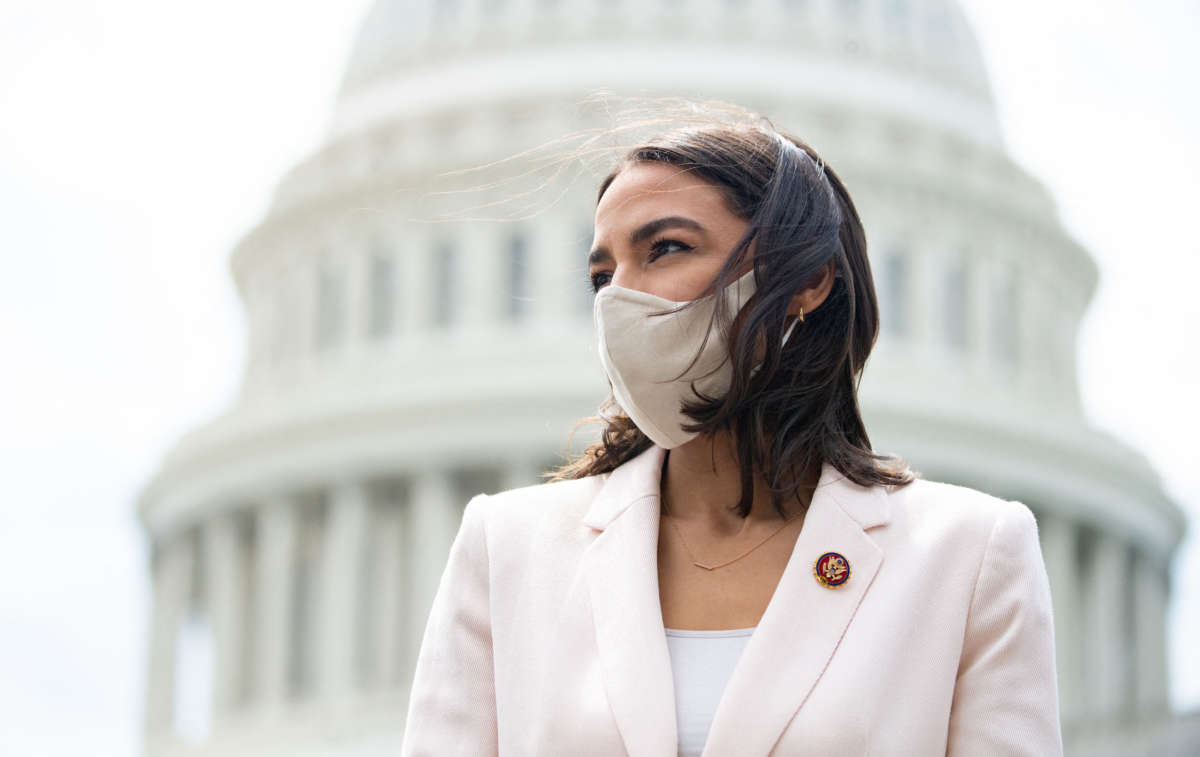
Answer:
[{"xmin": 593, "ymin": 268, "xmax": 799, "ymax": 449}]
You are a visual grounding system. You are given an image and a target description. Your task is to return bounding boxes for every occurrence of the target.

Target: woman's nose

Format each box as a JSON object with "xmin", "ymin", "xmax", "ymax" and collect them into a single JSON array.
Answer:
[
  {"xmin": 610, "ymin": 265, "xmax": 659, "ymax": 294},
  {"xmin": 609, "ymin": 269, "xmax": 637, "ymax": 292}
]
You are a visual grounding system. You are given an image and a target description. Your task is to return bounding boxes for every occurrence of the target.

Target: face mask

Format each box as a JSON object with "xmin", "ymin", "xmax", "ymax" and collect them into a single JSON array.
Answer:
[{"xmin": 593, "ymin": 268, "xmax": 800, "ymax": 449}]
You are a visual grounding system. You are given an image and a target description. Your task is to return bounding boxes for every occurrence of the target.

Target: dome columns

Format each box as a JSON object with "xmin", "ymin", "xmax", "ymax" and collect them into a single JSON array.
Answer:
[
  {"xmin": 1083, "ymin": 529, "xmax": 1131, "ymax": 718},
  {"xmin": 1039, "ymin": 511, "xmax": 1083, "ymax": 725},
  {"xmin": 141, "ymin": 472, "xmax": 1176, "ymax": 747},
  {"xmin": 203, "ymin": 512, "xmax": 251, "ymax": 717},
  {"xmin": 316, "ymin": 480, "xmax": 371, "ymax": 699},
  {"xmin": 366, "ymin": 485, "xmax": 408, "ymax": 689},
  {"xmin": 252, "ymin": 494, "xmax": 298, "ymax": 713},
  {"xmin": 1133, "ymin": 551, "xmax": 1170, "ymax": 715},
  {"xmin": 144, "ymin": 531, "xmax": 195, "ymax": 737},
  {"xmin": 407, "ymin": 467, "xmax": 464, "ymax": 641},
  {"xmin": 1037, "ymin": 510, "xmax": 1174, "ymax": 732}
]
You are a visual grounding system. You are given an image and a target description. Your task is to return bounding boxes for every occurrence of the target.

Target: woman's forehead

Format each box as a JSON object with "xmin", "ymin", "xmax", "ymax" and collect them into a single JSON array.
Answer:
[{"xmin": 594, "ymin": 163, "xmax": 731, "ymax": 229}]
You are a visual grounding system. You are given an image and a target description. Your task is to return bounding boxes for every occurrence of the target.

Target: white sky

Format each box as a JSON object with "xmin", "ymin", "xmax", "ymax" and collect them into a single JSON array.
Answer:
[{"xmin": 0, "ymin": 1, "xmax": 1195, "ymax": 755}]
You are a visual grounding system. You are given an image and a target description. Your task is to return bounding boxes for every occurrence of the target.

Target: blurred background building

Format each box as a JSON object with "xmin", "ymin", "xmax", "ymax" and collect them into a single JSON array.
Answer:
[{"xmin": 135, "ymin": 0, "xmax": 1193, "ymax": 755}]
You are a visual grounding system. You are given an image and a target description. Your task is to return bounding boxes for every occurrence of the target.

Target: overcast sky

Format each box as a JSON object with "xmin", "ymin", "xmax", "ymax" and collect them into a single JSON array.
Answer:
[{"xmin": 0, "ymin": 1, "xmax": 1195, "ymax": 755}]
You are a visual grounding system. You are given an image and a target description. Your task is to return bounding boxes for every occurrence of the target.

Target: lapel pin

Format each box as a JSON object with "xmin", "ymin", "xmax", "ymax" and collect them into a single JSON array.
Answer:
[{"xmin": 814, "ymin": 551, "xmax": 851, "ymax": 588}]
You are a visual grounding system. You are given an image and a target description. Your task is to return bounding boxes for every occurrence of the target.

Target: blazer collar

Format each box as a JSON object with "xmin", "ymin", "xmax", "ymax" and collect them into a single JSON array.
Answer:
[
  {"xmin": 582, "ymin": 443, "xmax": 891, "ymax": 531},
  {"xmin": 582, "ymin": 443, "xmax": 668, "ymax": 531},
  {"xmin": 580, "ymin": 443, "xmax": 892, "ymax": 756}
]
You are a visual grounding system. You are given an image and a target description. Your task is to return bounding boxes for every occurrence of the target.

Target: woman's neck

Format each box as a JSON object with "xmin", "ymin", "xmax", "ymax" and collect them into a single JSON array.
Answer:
[{"xmin": 659, "ymin": 430, "xmax": 814, "ymax": 536}]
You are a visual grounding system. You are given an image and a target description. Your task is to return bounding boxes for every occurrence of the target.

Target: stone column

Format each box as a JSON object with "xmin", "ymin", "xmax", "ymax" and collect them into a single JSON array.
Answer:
[
  {"xmin": 144, "ymin": 531, "xmax": 195, "ymax": 734},
  {"xmin": 204, "ymin": 511, "xmax": 249, "ymax": 719},
  {"xmin": 368, "ymin": 486, "xmax": 406, "ymax": 689},
  {"xmin": 317, "ymin": 479, "xmax": 369, "ymax": 699},
  {"xmin": 1038, "ymin": 512, "xmax": 1082, "ymax": 724},
  {"xmin": 253, "ymin": 495, "xmax": 297, "ymax": 710},
  {"xmin": 1134, "ymin": 549, "xmax": 1169, "ymax": 714},
  {"xmin": 1082, "ymin": 529, "xmax": 1130, "ymax": 719},
  {"xmin": 407, "ymin": 468, "xmax": 463, "ymax": 673}
]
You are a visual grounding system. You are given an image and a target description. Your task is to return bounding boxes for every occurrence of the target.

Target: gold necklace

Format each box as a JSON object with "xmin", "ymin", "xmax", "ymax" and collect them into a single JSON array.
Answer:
[{"xmin": 662, "ymin": 507, "xmax": 803, "ymax": 571}]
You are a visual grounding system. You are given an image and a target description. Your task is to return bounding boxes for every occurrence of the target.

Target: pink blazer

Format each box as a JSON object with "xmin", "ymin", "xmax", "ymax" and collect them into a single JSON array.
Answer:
[{"xmin": 401, "ymin": 443, "xmax": 1063, "ymax": 756}]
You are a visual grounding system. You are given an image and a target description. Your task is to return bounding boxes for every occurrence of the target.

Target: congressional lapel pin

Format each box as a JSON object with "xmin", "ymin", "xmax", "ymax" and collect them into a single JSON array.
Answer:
[{"xmin": 814, "ymin": 551, "xmax": 850, "ymax": 588}]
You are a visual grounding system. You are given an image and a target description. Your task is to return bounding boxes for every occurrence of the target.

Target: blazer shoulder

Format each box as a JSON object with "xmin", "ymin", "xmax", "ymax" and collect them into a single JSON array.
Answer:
[
  {"xmin": 485, "ymin": 472, "xmax": 607, "ymax": 513},
  {"xmin": 467, "ymin": 472, "xmax": 611, "ymax": 546},
  {"xmin": 892, "ymin": 476, "xmax": 1037, "ymax": 548}
]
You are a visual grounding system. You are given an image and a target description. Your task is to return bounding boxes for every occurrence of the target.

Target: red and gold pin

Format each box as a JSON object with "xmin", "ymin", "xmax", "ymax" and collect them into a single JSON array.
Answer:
[{"xmin": 814, "ymin": 551, "xmax": 851, "ymax": 588}]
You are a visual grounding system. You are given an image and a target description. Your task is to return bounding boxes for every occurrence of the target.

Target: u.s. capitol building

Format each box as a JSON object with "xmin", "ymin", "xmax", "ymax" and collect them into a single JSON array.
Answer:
[{"xmin": 136, "ymin": 1, "xmax": 1190, "ymax": 755}]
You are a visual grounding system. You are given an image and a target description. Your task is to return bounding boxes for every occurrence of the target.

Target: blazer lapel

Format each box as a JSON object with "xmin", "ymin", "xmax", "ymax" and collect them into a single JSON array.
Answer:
[
  {"xmin": 701, "ymin": 462, "xmax": 891, "ymax": 756},
  {"xmin": 580, "ymin": 445, "xmax": 892, "ymax": 757},
  {"xmin": 581, "ymin": 444, "xmax": 676, "ymax": 756}
]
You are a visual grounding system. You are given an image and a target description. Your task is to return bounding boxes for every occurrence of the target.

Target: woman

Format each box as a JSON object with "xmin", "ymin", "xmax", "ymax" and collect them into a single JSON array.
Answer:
[{"xmin": 400, "ymin": 113, "xmax": 1063, "ymax": 756}]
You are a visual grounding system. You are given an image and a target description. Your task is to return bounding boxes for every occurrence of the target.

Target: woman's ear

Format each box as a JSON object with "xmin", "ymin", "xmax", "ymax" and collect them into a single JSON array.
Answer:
[{"xmin": 787, "ymin": 261, "xmax": 837, "ymax": 317}]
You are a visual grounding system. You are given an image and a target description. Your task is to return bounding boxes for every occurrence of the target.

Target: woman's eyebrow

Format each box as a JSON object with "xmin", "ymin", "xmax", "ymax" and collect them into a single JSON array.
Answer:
[{"xmin": 588, "ymin": 216, "xmax": 707, "ymax": 265}]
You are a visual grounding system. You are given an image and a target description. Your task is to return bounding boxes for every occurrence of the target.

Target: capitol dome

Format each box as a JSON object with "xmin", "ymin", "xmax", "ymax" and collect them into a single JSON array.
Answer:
[
  {"xmin": 136, "ymin": 1, "xmax": 1188, "ymax": 755},
  {"xmin": 329, "ymin": 0, "xmax": 1001, "ymax": 148}
]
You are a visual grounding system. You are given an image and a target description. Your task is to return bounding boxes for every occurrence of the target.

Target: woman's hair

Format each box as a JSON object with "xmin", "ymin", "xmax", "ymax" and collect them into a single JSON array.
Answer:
[{"xmin": 545, "ymin": 108, "xmax": 918, "ymax": 518}]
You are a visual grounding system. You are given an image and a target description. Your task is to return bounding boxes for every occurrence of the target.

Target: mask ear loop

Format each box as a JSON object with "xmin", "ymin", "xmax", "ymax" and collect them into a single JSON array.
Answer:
[
  {"xmin": 750, "ymin": 313, "xmax": 802, "ymax": 379},
  {"xmin": 781, "ymin": 312, "xmax": 801, "ymax": 345}
]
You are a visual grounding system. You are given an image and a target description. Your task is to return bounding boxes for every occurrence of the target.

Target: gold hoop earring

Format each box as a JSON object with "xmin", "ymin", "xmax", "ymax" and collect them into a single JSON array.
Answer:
[{"xmin": 799, "ymin": 306, "xmax": 805, "ymax": 323}]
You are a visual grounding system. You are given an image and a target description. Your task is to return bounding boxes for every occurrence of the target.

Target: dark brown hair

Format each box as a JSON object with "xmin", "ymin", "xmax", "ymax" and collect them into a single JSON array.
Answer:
[{"xmin": 546, "ymin": 116, "xmax": 917, "ymax": 518}]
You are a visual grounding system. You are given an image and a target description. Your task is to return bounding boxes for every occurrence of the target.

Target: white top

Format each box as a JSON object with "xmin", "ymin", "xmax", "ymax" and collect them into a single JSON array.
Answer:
[{"xmin": 663, "ymin": 626, "xmax": 756, "ymax": 757}]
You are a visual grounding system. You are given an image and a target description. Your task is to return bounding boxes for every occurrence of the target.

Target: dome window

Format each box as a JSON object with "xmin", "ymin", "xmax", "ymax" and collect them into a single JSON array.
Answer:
[{"xmin": 506, "ymin": 232, "xmax": 530, "ymax": 321}]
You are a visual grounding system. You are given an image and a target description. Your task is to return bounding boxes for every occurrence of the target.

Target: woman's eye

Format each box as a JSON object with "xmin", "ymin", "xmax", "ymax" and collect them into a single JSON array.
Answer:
[
  {"xmin": 649, "ymin": 238, "xmax": 693, "ymax": 260},
  {"xmin": 590, "ymin": 239, "xmax": 693, "ymax": 293}
]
